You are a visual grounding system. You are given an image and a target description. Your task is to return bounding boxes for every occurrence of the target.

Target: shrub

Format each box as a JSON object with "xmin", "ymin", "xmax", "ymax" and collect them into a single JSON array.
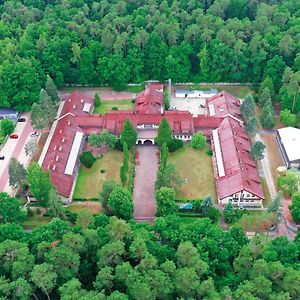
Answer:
[
  {"xmin": 191, "ymin": 132, "xmax": 206, "ymax": 150},
  {"xmin": 112, "ymin": 106, "xmax": 118, "ymax": 110},
  {"xmin": 94, "ymin": 93, "xmax": 101, "ymax": 107},
  {"xmin": 168, "ymin": 139, "xmax": 183, "ymax": 152},
  {"xmin": 114, "ymin": 139, "xmax": 123, "ymax": 151},
  {"xmin": 100, "ymin": 169, "xmax": 106, "ymax": 174},
  {"xmin": 79, "ymin": 151, "xmax": 96, "ymax": 168},
  {"xmin": 206, "ymin": 148, "xmax": 213, "ymax": 156},
  {"xmin": 280, "ymin": 109, "xmax": 297, "ymax": 127},
  {"xmin": 0, "ymin": 119, "xmax": 14, "ymax": 136}
]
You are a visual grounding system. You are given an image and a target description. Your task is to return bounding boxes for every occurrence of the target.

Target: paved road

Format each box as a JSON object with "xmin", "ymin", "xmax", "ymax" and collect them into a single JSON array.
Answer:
[
  {"xmin": 0, "ymin": 113, "xmax": 34, "ymax": 193},
  {"xmin": 133, "ymin": 145, "xmax": 158, "ymax": 221},
  {"xmin": 256, "ymin": 133, "xmax": 296, "ymax": 241}
]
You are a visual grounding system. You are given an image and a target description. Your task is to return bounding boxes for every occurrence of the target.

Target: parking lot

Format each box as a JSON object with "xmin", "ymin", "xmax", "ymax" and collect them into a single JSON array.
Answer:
[
  {"xmin": 0, "ymin": 113, "xmax": 37, "ymax": 194},
  {"xmin": 169, "ymin": 96, "xmax": 207, "ymax": 116}
]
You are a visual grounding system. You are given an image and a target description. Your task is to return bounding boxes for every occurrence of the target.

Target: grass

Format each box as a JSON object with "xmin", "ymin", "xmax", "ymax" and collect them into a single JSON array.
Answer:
[
  {"xmin": 23, "ymin": 214, "xmax": 52, "ymax": 229},
  {"xmin": 73, "ymin": 150, "xmax": 123, "ymax": 200},
  {"xmin": 261, "ymin": 177, "xmax": 271, "ymax": 207},
  {"xmin": 94, "ymin": 99, "xmax": 134, "ymax": 115},
  {"xmin": 126, "ymin": 85, "xmax": 145, "ymax": 93},
  {"xmin": 169, "ymin": 145, "xmax": 217, "ymax": 201},
  {"xmin": 179, "ymin": 216, "xmax": 200, "ymax": 226},
  {"xmin": 67, "ymin": 202, "xmax": 101, "ymax": 214},
  {"xmin": 236, "ymin": 211, "xmax": 276, "ymax": 232},
  {"xmin": 176, "ymin": 84, "xmax": 252, "ymax": 98}
]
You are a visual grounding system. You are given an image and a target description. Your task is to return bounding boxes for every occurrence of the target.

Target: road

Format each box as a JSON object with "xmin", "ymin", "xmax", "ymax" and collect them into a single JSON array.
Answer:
[
  {"xmin": 255, "ymin": 133, "xmax": 296, "ymax": 241},
  {"xmin": 0, "ymin": 113, "xmax": 34, "ymax": 194}
]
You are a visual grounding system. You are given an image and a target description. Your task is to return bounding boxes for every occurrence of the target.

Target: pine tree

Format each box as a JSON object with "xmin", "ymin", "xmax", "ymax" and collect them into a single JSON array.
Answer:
[
  {"xmin": 245, "ymin": 116, "xmax": 259, "ymax": 137},
  {"xmin": 40, "ymin": 89, "xmax": 56, "ymax": 124},
  {"xmin": 31, "ymin": 102, "xmax": 47, "ymax": 130},
  {"xmin": 259, "ymin": 76, "xmax": 275, "ymax": 98},
  {"xmin": 250, "ymin": 141, "xmax": 266, "ymax": 161},
  {"xmin": 155, "ymin": 118, "xmax": 172, "ymax": 146},
  {"xmin": 240, "ymin": 95, "xmax": 255, "ymax": 122},
  {"xmin": 8, "ymin": 158, "xmax": 27, "ymax": 189},
  {"xmin": 48, "ymin": 188, "xmax": 66, "ymax": 220},
  {"xmin": 259, "ymin": 87, "xmax": 271, "ymax": 108},
  {"xmin": 121, "ymin": 119, "xmax": 137, "ymax": 149},
  {"xmin": 160, "ymin": 143, "xmax": 168, "ymax": 172},
  {"xmin": 120, "ymin": 164, "xmax": 127, "ymax": 187},
  {"xmin": 45, "ymin": 75, "xmax": 60, "ymax": 103},
  {"xmin": 94, "ymin": 93, "xmax": 101, "ymax": 108},
  {"xmin": 260, "ymin": 100, "xmax": 275, "ymax": 129}
]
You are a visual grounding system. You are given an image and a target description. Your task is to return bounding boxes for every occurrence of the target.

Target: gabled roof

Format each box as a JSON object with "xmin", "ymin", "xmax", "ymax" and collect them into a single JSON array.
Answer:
[
  {"xmin": 207, "ymin": 91, "xmax": 242, "ymax": 121},
  {"xmin": 212, "ymin": 117, "xmax": 264, "ymax": 200},
  {"xmin": 135, "ymin": 88, "xmax": 163, "ymax": 114}
]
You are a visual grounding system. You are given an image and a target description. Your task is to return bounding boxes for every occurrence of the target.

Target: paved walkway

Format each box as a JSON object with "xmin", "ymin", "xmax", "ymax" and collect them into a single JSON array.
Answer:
[
  {"xmin": 0, "ymin": 113, "xmax": 34, "ymax": 194},
  {"xmin": 133, "ymin": 145, "xmax": 158, "ymax": 221}
]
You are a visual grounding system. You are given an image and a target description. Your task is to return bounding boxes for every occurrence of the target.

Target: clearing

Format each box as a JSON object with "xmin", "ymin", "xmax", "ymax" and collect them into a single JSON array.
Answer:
[
  {"xmin": 23, "ymin": 213, "xmax": 52, "ymax": 229},
  {"xmin": 169, "ymin": 145, "xmax": 217, "ymax": 201},
  {"xmin": 94, "ymin": 99, "xmax": 135, "ymax": 115},
  {"xmin": 73, "ymin": 150, "xmax": 123, "ymax": 200},
  {"xmin": 67, "ymin": 202, "xmax": 101, "ymax": 214}
]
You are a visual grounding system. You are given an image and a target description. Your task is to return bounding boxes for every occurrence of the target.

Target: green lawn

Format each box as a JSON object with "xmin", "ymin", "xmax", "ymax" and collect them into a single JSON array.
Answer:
[
  {"xmin": 23, "ymin": 214, "xmax": 52, "ymax": 229},
  {"xmin": 67, "ymin": 203, "xmax": 102, "ymax": 214},
  {"xmin": 126, "ymin": 85, "xmax": 145, "ymax": 93},
  {"xmin": 169, "ymin": 145, "xmax": 217, "ymax": 201},
  {"xmin": 236, "ymin": 211, "xmax": 275, "ymax": 232},
  {"xmin": 179, "ymin": 216, "xmax": 200, "ymax": 226},
  {"xmin": 260, "ymin": 177, "xmax": 271, "ymax": 207},
  {"xmin": 73, "ymin": 150, "xmax": 123, "ymax": 200},
  {"xmin": 94, "ymin": 99, "xmax": 134, "ymax": 115}
]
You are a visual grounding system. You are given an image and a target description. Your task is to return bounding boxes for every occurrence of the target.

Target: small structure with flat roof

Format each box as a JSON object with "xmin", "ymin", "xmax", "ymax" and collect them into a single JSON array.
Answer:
[{"xmin": 0, "ymin": 108, "xmax": 19, "ymax": 121}]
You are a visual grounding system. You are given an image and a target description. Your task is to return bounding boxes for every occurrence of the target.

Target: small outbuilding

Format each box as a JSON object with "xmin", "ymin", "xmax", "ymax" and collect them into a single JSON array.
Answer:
[
  {"xmin": 277, "ymin": 127, "xmax": 300, "ymax": 169},
  {"xmin": 0, "ymin": 108, "xmax": 19, "ymax": 121}
]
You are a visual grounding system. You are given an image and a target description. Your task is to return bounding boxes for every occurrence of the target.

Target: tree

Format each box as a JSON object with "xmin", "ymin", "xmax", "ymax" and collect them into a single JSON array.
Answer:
[
  {"xmin": 280, "ymin": 109, "xmax": 297, "ymax": 127},
  {"xmin": 27, "ymin": 162, "xmax": 52, "ymax": 204},
  {"xmin": 76, "ymin": 210, "xmax": 94, "ymax": 229},
  {"xmin": 155, "ymin": 163, "xmax": 183, "ymax": 190},
  {"xmin": 268, "ymin": 193, "xmax": 283, "ymax": 226},
  {"xmin": 259, "ymin": 76, "xmax": 275, "ymax": 99},
  {"xmin": 79, "ymin": 151, "xmax": 96, "ymax": 168},
  {"xmin": 94, "ymin": 93, "xmax": 101, "ymax": 108},
  {"xmin": 120, "ymin": 119, "xmax": 137, "ymax": 149},
  {"xmin": 246, "ymin": 116, "xmax": 259, "ymax": 137},
  {"xmin": 240, "ymin": 95, "xmax": 255, "ymax": 122},
  {"xmin": 155, "ymin": 118, "xmax": 172, "ymax": 147},
  {"xmin": 45, "ymin": 74, "xmax": 60, "ymax": 103},
  {"xmin": 120, "ymin": 164, "xmax": 127, "ymax": 187},
  {"xmin": 123, "ymin": 141, "xmax": 130, "ymax": 171},
  {"xmin": 89, "ymin": 131, "xmax": 117, "ymax": 149},
  {"xmin": 261, "ymin": 100, "xmax": 275, "ymax": 129},
  {"xmin": 224, "ymin": 202, "xmax": 241, "ymax": 224},
  {"xmin": 8, "ymin": 157, "xmax": 27, "ymax": 189},
  {"xmin": 108, "ymin": 187, "xmax": 133, "ymax": 220},
  {"xmin": 259, "ymin": 87, "xmax": 272, "ymax": 108},
  {"xmin": 25, "ymin": 139, "xmax": 37, "ymax": 157},
  {"xmin": 159, "ymin": 143, "xmax": 168, "ymax": 172},
  {"xmin": 200, "ymin": 195, "xmax": 214, "ymax": 215},
  {"xmin": 289, "ymin": 192, "xmax": 300, "ymax": 224},
  {"xmin": 100, "ymin": 180, "xmax": 118, "ymax": 215},
  {"xmin": 191, "ymin": 131, "xmax": 206, "ymax": 150},
  {"xmin": 31, "ymin": 263, "xmax": 57, "ymax": 300},
  {"xmin": 156, "ymin": 187, "xmax": 178, "ymax": 217},
  {"xmin": 250, "ymin": 141, "xmax": 266, "ymax": 161},
  {"xmin": 0, "ymin": 192, "xmax": 26, "ymax": 224},
  {"xmin": 278, "ymin": 170, "xmax": 300, "ymax": 196},
  {"xmin": 31, "ymin": 102, "xmax": 47, "ymax": 130},
  {"xmin": 0, "ymin": 119, "xmax": 14, "ymax": 136},
  {"xmin": 48, "ymin": 188, "xmax": 66, "ymax": 220},
  {"xmin": 94, "ymin": 267, "xmax": 114, "ymax": 292}
]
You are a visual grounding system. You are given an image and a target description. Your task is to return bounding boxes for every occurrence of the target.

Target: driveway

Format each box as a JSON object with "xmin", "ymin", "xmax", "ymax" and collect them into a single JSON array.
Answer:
[
  {"xmin": 133, "ymin": 145, "xmax": 158, "ymax": 221},
  {"xmin": 0, "ymin": 113, "xmax": 35, "ymax": 194}
]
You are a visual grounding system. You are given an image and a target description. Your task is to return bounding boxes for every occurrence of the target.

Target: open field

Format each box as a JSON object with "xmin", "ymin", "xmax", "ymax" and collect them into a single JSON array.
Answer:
[
  {"xmin": 23, "ymin": 213, "xmax": 52, "ymax": 229},
  {"xmin": 237, "ymin": 211, "xmax": 276, "ymax": 232},
  {"xmin": 73, "ymin": 150, "xmax": 123, "ymax": 200},
  {"xmin": 174, "ymin": 84, "xmax": 253, "ymax": 98},
  {"xmin": 169, "ymin": 145, "xmax": 217, "ymax": 201},
  {"xmin": 94, "ymin": 99, "xmax": 134, "ymax": 115},
  {"xmin": 67, "ymin": 202, "xmax": 101, "ymax": 214}
]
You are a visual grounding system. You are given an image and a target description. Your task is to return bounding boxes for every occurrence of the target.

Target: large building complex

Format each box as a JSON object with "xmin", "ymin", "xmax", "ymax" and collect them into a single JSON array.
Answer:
[{"xmin": 39, "ymin": 85, "xmax": 264, "ymax": 207}]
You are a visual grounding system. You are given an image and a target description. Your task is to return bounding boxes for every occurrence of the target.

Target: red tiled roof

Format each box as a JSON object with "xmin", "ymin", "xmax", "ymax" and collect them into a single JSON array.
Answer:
[
  {"xmin": 207, "ymin": 91, "xmax": 242, "ymax": 120},
  {"xmin": 193, "ymin": 116, "xmax": 223, "ymax": 128},
  {"xmin": 212, "ymin": 117, "xmax": 264, "ymax": 200},
  {"xmin": 135, "ymin": 88, "xmax": 163, "ymax": 114},
  {"xmin": 146, "ymin": 83, "xmax": 164, "ymax": 90}
]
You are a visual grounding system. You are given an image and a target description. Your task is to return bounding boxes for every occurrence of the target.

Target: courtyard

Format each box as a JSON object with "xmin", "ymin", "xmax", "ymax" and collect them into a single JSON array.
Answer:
[
  {"xmin": 169, "ymin": 145, "xmax": 217, "ymax": 201},
  {"xmin": 73, "ymin": 150, "xmax": 123, "ymax": 200},
  {"xmin": 94, "ymin": 99, "xmax": 134, "ymax": 115},
  {"xmin": 169, "ymin": 96, "xmax": 207, "ymax": 116}
]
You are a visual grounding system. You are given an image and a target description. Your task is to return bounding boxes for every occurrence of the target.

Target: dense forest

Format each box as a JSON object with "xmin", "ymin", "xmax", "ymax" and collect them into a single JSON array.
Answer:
[
  {"xmin": 1, "ymin": 212, "xmax": 300, "ymax": 300},
  {"xmin": 0, "ymin": 0, "xmax": 299, "ymax": 110}
]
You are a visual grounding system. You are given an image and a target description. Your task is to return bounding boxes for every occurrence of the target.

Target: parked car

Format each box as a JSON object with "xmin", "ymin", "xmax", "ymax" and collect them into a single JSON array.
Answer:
[
  {"xmin": 0, "ymin": 155, "xmax": 4, "ymax": 160},
  {"xmin": 18, "ymin": 117, "xmax": 26, "ymax": 122},
  {"xmin": 10, "ymin": 134, "xmax": 18, "ymax": 139},
  {"xmin": 30, "ymin": 132, "xmax": 39, "ymax": 137}
]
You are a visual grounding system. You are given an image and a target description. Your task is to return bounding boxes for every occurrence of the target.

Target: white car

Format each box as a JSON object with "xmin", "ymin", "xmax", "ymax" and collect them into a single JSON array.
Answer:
[{"xmin": 30, "ymin": 132, "xmax": 40, "ymax": 137}]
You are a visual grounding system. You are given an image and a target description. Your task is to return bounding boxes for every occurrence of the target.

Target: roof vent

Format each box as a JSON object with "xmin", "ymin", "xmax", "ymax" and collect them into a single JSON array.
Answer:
[
  {"xmin": 47, "ymin": 164, "xmax": 50, "ymax": 170},
  {"xmin": 62, "ymin": 137, "xmax": 65, "ymax": 143},
  {"xmin": 68, "ymin": 99, "xmax": 71, "ymax": 102},
  {"xmin": 58, "ymin": 146, "xmax": 62, "ymax": 151},
  {"xmin": 73, "ymin": 105, "xmax": 76, "ymax": 109},
  {"xmin": 52, "ymin": 165, "xmax": 56, "ymax": 171},
  {"xmin": 54, "ymin": 145, "xmax": 57, "ymax": 150},
  {"xmin": 80, "ymin": 99, "xmax": 84, "ymax": 103},
  {"xmin": 67, "ymin": 121, "xmax": 71, "ymax": 125},
  {"xmin": 55, "ymin": 155, "xmax": 59, "ymax": 161},
  {"xmin": 59, "ymin": 129, "xmax": 62, "ymax": 134}
]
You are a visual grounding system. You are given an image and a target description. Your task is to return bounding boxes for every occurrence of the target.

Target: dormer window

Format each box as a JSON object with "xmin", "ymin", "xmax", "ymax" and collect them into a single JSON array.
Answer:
[
  {"xmin": 52, "ymin": 165, "xmax": 56, "ymax": 171},
  {"xmin": 59, "ymin": 129, "xmax": 62, "ymax": 134},
  {"xmin": 58, "ymin": 146, "xmax": 62, "ymax": 151},
  {"xmin": 80, "ymin": 99, "xmax": 84, "ymax": 103},
  {"xmin": 73, "ymin": 105, "xmax": 76, "ymax": 109},
  {"xmin": 62, "ymin": 137, "xmax": 65, "ymax": 143},
  {"xmin": 67, "ymin": 121, "xmax": 70, "ymax": 125},
  {"xmin": 55, "ymin": 155, "xmax": 59, "ymax": 161}
]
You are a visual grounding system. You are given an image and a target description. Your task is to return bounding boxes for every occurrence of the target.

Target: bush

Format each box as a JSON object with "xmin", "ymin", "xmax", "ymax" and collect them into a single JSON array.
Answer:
[
  {"xmin": 114, "ymin": 139, "xmax": 123, "ymax": 151},
  {"xmin": 131, "ymin": 99, "xmax": 135, "ymax": 103},
  {"xmin": 206, "ymin": 148, "xmax": 213, "ymax": 156},
  {"xmin": 191, "ymin": 131, "xmax": 206, "ymax": 150},
  {"xmin": 79, "ymin": 151, "xmax": 96, "ymax": 168},
  {"xmin": 0, "ymin": 119, "xmax": 14, "ymax": 136},
  {"xmin": 280, "ymin": 109, "xmax": 297, "ymax": 127},
  {"xmin": 112, "ymin": 106, "xmax": 118, "ymax": 110},
  {"xmin": 100, "ymin": 169, "xmax": 106, "ymax": 173},
  {"xmin": 168, "ymin": 138, "xmax": 183, "ymax": 152},
  {"xmin": 94, "ymin": 93, "xmax": 101, "ymax": 107}
]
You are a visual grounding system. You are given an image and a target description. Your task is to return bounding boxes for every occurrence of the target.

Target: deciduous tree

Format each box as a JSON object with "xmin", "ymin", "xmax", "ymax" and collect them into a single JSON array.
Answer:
[
  {"xmin": 156, "ymin": 187, "xmax": 178, "ymax": 216},
  {"xmin": 250, "ymin": 141, "xmax": 266, "ymax": 161},
  {"xmin": 191, "ymin": 131, "xmax": 206, "ymax": 150},
  {"xmin": 8, "ymin": 157, "xmax": 27, "ymax": 189},
  {"xmin": 108, "ymin": 187, "xmax": 133, "ymax": 220}
]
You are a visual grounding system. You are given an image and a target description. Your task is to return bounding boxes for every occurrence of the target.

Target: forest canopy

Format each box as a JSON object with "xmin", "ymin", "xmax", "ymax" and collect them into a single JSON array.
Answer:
[{"xmin": 0, "ymin": 0, "xmax": 299, "ymax": 110}]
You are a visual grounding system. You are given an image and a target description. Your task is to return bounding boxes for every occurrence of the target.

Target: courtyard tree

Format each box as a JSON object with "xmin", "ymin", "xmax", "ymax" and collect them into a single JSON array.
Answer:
[
  {"xmin": 159, "ymin": 143, "xmax": 168, "ymax": 172},
  {"xmin": 25, "ymin": 139, "xmax": 37, "ymax": 157},
  {"xmin": 100, "ymin": 180, "xmax": 118, "ymax": 215},
  {"xmin": 76, "ymin": 210, "xmax": 94, "ymax": 229},
  {"xmin": 155, "ymin": 118, "xmax": 172, "ymax": 146},
  {"xmin": 240, "ymin": 95, "xmax": 255, "ymax": 122},
  {"xmin": 156, "ymin": 187, "xmax": 178, "ymax": 217},
  {"xmin": 94, "ymin": 93, "xmax": 101, "ymax": 107},
  {"xmin": 191, "ymin": 131, "xmax": 206, "ymax": 150},
  {"xmin": 250, "ymin": 141, "xmax": 266, "ymax": 161},
  {"xmin": 45, "ymin": 74, "xmax": 60, "ymax": 103},
  {"xmin": 121, "ymin": 119, "xmax": 137, "ymax": 149},
  {"xmin": 246, "ymin": 116, "xmax": 259, "ymax": 137},
  {"xmin": 108, "ymin": 187, "xmax": 133, "ymax": 220},
  {"xmin": 280, "ymin": 109, "xmax": 297, "ymax": 127},
  {"xmin": 278, "ymin": 170, "xmax": 300, "ymax": 196},
  {"xmin": 0, "ymin": 192, "xmax": 26, "ymax": 224},
  {"xmin": 79, "ymin": 151, "xmax": 96, "ymax": 168},
  {"xmin": 155, "ymin": 163, "xmax": 183, "ymax": 190},
  {"xmin": 48, "ymin": 188, "xmax": 66, "ymax": 220},
  {"xmin": 289, "ymin": 192, "xmax": 300, "ymax": 224},
  {"xmin": 8, "ymin": 157, "xmax": 27, "ymax": 189},
  {"xmin": 89, "ymin": 131, "xmax": 117, "ymax": 149},
  {"xmin": 123, "ymin": 141, "xmax": 130, "ymax": 171},
  {"xmin": 27, "ymin": 162, "xmax": 52, "ymax": 205},
  {"xmin": 0, "ymin": 119, "xmax": 14, "ymax": 136}
]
